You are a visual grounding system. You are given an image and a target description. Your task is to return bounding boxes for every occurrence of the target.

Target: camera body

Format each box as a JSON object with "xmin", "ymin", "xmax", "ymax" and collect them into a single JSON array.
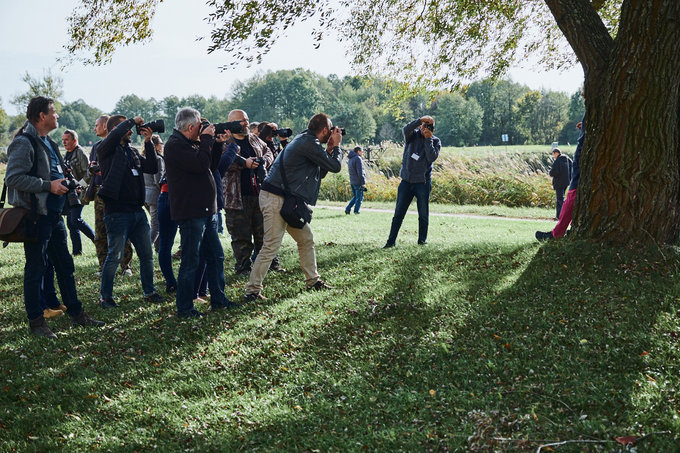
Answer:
[
  {"xmin": 88, "ymin": 161, "xmax": 101, "ymax": 175},
  {"xmin": 60, "ymin": 163, "xmax": 82, "ymax": 207},
  {"xmin": 274, "ymin": 128, "xmax": 293, "ymax": 138},
  {"xmin": 252, "ymin": 157, "xmax": 267, "ymax": 188},
  {"xmin": 332, "ymin": 127, "xmax": 346, "ymax": 136},
  {"xmin": 423, "ymin": 123, "xmax": 434, "ymax": 132},
  {"xmin": 136, "ymin": 119, "xmax": 165, "ymax": 134}
]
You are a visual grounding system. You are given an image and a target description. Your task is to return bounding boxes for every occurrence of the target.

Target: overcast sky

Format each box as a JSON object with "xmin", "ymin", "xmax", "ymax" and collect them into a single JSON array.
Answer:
[{"xmin": 0, "ymin": 0, "xmax": 584, "ymax": 116}]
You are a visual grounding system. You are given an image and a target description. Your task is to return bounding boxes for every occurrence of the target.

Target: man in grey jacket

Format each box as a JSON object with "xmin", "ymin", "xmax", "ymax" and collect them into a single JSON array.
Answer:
[
  {"xmin": 383, "ymin": 116, "xmax": 440, "ymax": 247},
  {"xmin": 244, "ymin": 113, "xmax": 343, "ymax": 300},
  {"xmin": 5, "ymin": 96, "xmax": 104, "ymax": 338}
]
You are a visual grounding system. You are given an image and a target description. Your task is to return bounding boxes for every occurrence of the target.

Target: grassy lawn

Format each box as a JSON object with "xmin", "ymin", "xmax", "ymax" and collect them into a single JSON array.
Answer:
[{"xmin": 0, "ymin": 206, "xmax": 678, "ymax": 451}]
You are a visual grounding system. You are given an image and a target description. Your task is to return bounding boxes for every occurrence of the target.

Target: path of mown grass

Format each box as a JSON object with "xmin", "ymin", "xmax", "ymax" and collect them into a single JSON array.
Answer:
[{"xmin": 0, "ymin": 207, "xmax": 678, "ymax": 451}]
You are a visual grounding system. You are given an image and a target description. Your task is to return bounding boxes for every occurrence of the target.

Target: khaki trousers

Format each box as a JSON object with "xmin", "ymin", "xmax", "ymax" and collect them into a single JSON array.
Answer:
[{"xmin": 245, "ymin": 190, "xmax": 319, "ymax": 295}]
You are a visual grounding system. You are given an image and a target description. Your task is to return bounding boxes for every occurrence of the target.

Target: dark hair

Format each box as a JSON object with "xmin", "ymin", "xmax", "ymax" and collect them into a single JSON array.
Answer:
[
  {"xmin": 107, "ymin": 115, "xmax": 127, "ymax": 133},
  {"xmin": 552, "ymin": 148, "xmax": 561, "ymax": 155},
  {"xmin": 63, "ymin": 129, "xmax": 78, "ymax": 142},
  {"xmin": 151, "ymin": 135, "xmax": 162, "ymax": 146},
  {"xmin": 354, "ymin": 146, "xmax": 362, "ymax": 152},
  {"xmin": 26, "ymin": 96, "xmax": 54, "ymax": 123},
  {"xmin": 307, "ymin": 113, "xmax": 331, "ymax": 135}
]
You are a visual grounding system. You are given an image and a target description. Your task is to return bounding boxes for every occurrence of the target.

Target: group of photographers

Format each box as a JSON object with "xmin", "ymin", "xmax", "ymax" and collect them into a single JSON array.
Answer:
[{"xmin": 7, "ymin": 95, "xmax": 439, "ymax": 337}]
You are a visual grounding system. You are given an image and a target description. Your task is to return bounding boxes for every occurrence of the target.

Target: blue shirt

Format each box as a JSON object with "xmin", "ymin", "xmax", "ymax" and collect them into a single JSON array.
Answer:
[{"xmin": 42, "ymin": 137, "xmax": 65, "ymax": 213}]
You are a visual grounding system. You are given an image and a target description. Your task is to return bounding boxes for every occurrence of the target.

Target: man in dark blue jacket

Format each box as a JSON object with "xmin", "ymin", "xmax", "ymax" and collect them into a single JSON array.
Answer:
[
  {"xmin": 97, "ymin": 115, "xmax": 161, "ymax": 308},
  {"xmin": 383, "ymin": 116, "xmax": 440, "ymax": 247},
  {"xmin": 549, "ymin": 148, "xmax": 572, "ymax": 219},
  {"xmin": 345, "ymin": 146, "xmax": 366, "ymax": 214}
]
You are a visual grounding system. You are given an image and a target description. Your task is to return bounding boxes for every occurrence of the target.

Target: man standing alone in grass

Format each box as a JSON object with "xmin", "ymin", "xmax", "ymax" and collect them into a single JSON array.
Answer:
[
  {"xmin": 345, "ymin": 146, "xmax": 366, "ymax": 215},
  {"xmin": 549, "ymin": 147, "xmax": 572, "ymax": 220},
  {"xmin": 383, "ymin": 116, "xmax": 440, "ymax": 248}
]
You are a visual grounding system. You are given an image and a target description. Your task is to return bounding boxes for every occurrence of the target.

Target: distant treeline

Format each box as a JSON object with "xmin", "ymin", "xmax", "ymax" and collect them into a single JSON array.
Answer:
[{"xmin": 0, "ymin": 69, "xmax": 584, "ymax": 149}]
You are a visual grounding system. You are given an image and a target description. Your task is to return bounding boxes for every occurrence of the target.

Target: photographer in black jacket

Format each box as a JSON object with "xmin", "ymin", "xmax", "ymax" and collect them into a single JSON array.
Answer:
[
  {"xmin": 549, "ymin": 148, "xmax": 572, "ymax": 220},
  {"xmin": 97, "ymin": 115, "xmax": 162, "ymax": 308}
]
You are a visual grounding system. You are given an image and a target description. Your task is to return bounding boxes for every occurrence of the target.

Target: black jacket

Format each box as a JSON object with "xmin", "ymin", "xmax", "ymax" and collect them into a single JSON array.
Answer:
[
  {"xmin": 549, "ymin": 154, "xmax": 572, "ymax": 190},
  {"xmin": 97, "ymin": 119, "xmax": 158, "ymax": 213},
  {"xmin": 163, "ymin": 129, "xmax": 224, "ymax": 221}
]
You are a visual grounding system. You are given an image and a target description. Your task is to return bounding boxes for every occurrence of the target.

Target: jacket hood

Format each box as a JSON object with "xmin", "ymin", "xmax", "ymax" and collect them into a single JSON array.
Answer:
[{"xmin": 348, "ymin": 150, "xmax": 358, "ymax": 160}]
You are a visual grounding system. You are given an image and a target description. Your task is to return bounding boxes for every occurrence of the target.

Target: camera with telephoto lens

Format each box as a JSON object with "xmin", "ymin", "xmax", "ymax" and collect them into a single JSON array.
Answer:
[
  {"xmin": 274, "ymin": 128, "xmax": 293, "ymax": 138},
  {"xmin": 331, "ymin": 127, "xmax": 346, "ymax": 136},
  {"xmin": 88, "ymin": 161, "xmax": 101, "ymax": 175},
  {"xmin": 423, "ymin": 123, "xmax": 434, "ymax": 131},
  {"xmin": 60, "ymin": 163, "xmax": 82, "ymax": 207},
  {"xmin": 252, "ymin": 157, "xmax": 267, "ymax": 188},
  {"xmin": 136, "ymin": 119, "xmax": 165, "ymax": 134},
  {"xmin": 214, "ymin": 120, "xmax": 245, "ymax": 135}
]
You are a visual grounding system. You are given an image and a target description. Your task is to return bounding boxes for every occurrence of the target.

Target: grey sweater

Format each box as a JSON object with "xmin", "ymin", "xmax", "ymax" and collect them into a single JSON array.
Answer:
[{"xmin": 5, "ymin": 122, "xmax": 58, "ymax": 215}]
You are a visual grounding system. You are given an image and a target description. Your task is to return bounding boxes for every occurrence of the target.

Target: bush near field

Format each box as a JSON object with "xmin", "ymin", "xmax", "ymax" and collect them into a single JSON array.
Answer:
[{"xmin": 320, "ymin": 143, "xmax": 575, "ymax": 208}]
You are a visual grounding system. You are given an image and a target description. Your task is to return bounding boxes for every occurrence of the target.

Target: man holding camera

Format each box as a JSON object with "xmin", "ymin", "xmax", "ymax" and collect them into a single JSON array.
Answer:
[
  {"xmin": 89, "ymin": 115, "xmax": 134, "ymax": 276},
  {"xmin": 61, "ymin": 129, "xmax": 95, "ymax": 255},
  {"xmin": 96, "ymin": 115, "xmax": 162, "ymax": 308},
  {"xmin": 164, "ymin": 107, "xmax": 238, "ymax": 318},
  {"xmin": 244, "ymin": 113, "xmax": 343, "ymax": 301},
  {"xmin": 5, "ymin": 96, "xmax": 103, "ymax": 337},
  {"xmin": 383, "ymin": 116, "xmax": 440, "ymax": 248},
  {"xmin": 222, "ymin": 109, "xmax": 275, "ymax": 276}
]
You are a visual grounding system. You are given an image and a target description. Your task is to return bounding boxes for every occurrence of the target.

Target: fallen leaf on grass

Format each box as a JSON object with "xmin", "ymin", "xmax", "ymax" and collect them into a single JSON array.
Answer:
[
  {"xmin": 639, "ymin": 351, "xmax": 649, "ymax": 356},
  {"xmin": 85, "ymin": 395, "xmax": 99, "ymax": 399},
  {"xmin": 646, "ymin": 375, "xmax": 656, "ymax": 383},
  {"xmin": 615, "ymin": 436, "xmax": 637, "ymax": 445}
]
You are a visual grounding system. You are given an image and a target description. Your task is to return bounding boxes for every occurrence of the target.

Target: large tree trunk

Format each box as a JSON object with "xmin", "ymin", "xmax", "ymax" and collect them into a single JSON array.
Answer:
[{"xmin": 547, "ymin": 0, "xmax": 680, "ymax": 244}]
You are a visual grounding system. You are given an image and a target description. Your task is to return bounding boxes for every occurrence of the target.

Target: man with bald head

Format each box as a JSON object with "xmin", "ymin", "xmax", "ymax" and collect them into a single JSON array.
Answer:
[{"xmin": 222, "ymin": 109, "xmax": 275, "ymax": 276}]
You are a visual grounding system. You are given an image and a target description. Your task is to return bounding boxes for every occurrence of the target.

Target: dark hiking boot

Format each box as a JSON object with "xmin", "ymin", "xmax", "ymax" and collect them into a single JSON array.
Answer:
[
  {"xmin": 535, "ymin": 231, "xmax": 554, "ymax": 241},
  {"xmin": 29, "ymin": 316, "xmax": 57, "ymax": 339},
  {"xmin": 70, "ymin": 311, "xmax": 105, "ymax": 328}
]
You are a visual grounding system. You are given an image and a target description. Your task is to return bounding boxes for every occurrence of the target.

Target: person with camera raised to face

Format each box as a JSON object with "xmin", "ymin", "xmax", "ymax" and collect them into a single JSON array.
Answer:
[
  {"xmin": 96, "ymin": 115, "xmax": 163, "ymax": 309},
  {"xmin": 61, "ymin": 129, "xmax": 95, "ymax": 256},
  {"xmin": 89, "ymin": 115, "xmax": 135, "ymax": 276},
  {"xmin": 163, "ymin": 107, "xmax": 239, "ymax": 318},
  {"xmin": 5, "ymin": 96, "xmax": 104, "ymax": 337},
  {"xmin": 222, "ymin": 109, "xmax": 275, "ymax": 277},
  {"xmin": 383, "ymin": 116, "xmax": 440, "ymax": 248},
  {"xmin": 244, "ymin": 113, "xmax": 343, "ymax": 301},
  {"xmin": 259, "ymin": 122, "xmax": 291, "ymax": 159}
]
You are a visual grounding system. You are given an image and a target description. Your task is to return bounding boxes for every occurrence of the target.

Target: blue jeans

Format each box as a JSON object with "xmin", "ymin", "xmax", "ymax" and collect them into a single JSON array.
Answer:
[
  {"xmin": 40, "ymin": 257, "xmax": 61, "ymax": 310},
  {"xmin": 66, "ymin": 204, "xmax": 95, "ymax": 254},
  {"xmin": 24, "ymin": 211, "xmax": 83, "ymax": 320},
  {"xmin": 157, "ymin": 192, "xmax": 178, "ymax": 289},
  {"xmin": 101, "ymin": 210, "xmax": 155, "ymax": 299},
  {"xmin": 345, "ymin": 184, "xmax": 364, "ymax": 213},
  {"xmin": 555, "ymin": 187, "xmax": 566, "ymax": 218},
  {"xmin": 176, "ymin": 214, "xmax": 229, "ymax": 315},
  {"xmin": 386, "ymin": 180, "xmax": 431, "ymax": 245}
]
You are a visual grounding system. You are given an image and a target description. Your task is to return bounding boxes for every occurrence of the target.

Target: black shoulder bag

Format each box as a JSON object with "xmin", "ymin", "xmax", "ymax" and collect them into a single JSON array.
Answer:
[
  {"xmin": 0, "ymin": 133, "xmax": 41, "ymax": 242},
  {"xmin": 278, "ymin": 147, "xmax": 312, "ymax": 229}
]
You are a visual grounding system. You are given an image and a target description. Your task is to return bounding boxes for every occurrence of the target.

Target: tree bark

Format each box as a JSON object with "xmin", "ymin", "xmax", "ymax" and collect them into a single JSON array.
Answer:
[{"xmin": 547, "ymin": 0, "xmax": 680, "ymax": 244}]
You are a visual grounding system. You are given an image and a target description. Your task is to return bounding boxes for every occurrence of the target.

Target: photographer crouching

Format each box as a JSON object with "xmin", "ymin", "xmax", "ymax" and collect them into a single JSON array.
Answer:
[{"xmin": 244, "ymin": 113, "xmax": 343, "ymax": 301}]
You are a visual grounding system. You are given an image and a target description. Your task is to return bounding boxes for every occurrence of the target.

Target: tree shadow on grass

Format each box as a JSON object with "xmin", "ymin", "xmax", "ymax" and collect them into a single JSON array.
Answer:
[{"xmin": 2, "ymin": 238, "xmax": 679, "ymax": 451}]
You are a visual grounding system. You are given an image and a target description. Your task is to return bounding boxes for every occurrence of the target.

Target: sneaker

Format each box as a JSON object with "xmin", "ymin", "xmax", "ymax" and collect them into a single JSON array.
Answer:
[
  {"xmin": 307, "ymin": 280, "xmax": 333, "ymax": 291},
  {"xmin": 29, "ymin": 317, "xmax": 57, "ymax": 339},
  {"xmin": 354, "ymin": 212, "xmax": 360, "ymax": 215},
  {"xmin": 144, "ymin": 293, "xmax": 164, "ymax": 304},
  {"xmin": 211, "ymin": 299, "xmax": 241, "ymax": 311},
  {"xmin": 345, "ymin": 210, "xmax": 350, "ymax": 215},
  {"xmin": 70, "ymin": 311, "xmax": 105, "ymax": 328},
  {"xmin": 382, "ymin": 242, "xmax": 395, "ymax": 249},
  {"xmin": 418, "ymin": 241, "xmax": 428, "ymax": 246},
  {"xmin": 43, "ymin": 308, "xmax": 64, "ymax": 319},
  {"xmin": 121, "ymin": 268, "xmax": 133, "ymax": 277},
  {"xmin": 535, "ymin": 231, "xmax": 554, "ymax": 241},
  {"xmin": 244, "ymin": 292, "xmax": 267, "ymax": 302},
  {"xmin": 99, "ymin": 297, "xmax": 118, "ymax": 309},
  {"xmin": 178, "ymin": 308, "xmax": 205, "ymax": 319}
]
